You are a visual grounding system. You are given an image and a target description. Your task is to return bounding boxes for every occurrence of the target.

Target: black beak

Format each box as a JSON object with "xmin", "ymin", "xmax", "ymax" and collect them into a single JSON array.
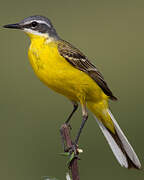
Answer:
[{"xmin": 3, "ymin": 23, "xmax": 21, "ymax": 29}]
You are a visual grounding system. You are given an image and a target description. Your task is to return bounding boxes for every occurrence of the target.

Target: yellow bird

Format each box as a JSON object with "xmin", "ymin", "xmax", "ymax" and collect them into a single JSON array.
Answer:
[{"xmin": 4, "ymin": 15, "xmax": 141, "ymax": 169}]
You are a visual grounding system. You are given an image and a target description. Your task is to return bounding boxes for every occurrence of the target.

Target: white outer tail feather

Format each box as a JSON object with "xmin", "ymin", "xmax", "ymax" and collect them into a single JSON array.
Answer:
[{"xmin": 94, "ymin": 109, "xmax": 141, "ymax": 169}]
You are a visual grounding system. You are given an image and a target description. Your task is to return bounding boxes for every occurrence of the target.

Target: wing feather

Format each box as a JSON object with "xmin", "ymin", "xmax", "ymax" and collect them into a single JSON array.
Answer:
[{"xmin": 58, "ymin": 40, "xmax": 117, "ymax": 100}]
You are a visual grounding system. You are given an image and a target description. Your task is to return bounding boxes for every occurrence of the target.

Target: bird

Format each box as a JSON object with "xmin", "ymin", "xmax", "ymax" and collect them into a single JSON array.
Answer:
[{"xmin": 4, "ymin": 15, "xmax": 141, "ymax": 169}]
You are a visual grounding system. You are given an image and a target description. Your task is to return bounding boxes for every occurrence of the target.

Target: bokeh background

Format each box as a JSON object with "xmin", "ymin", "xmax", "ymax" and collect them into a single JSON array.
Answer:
[{"xmin": 0, "ymin": 0, "xmax": 144, "ymax": 179}]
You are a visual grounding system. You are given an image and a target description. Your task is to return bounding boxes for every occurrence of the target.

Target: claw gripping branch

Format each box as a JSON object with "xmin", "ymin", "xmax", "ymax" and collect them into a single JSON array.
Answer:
[{"xmin": 60, "ymin": 124, "xmax": 80, "ymax": 180}]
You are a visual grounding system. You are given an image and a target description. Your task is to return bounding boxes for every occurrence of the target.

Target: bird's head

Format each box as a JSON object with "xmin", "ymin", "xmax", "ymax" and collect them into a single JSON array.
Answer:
[{"xmin": 3, "ymin": 15, "xmax": 59, "ymax": 41}]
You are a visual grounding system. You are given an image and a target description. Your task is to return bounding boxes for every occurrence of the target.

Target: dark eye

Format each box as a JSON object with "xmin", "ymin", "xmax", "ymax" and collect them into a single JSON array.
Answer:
[{"xmin": 31, "ymin": 21, "xmax": 38, "ymax": 27}]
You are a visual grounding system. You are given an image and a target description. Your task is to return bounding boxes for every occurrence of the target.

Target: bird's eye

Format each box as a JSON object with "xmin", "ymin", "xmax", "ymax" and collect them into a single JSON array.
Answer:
[{"xmin": 31, "ymin": 21, "xmax": 38, "ymax": 27}]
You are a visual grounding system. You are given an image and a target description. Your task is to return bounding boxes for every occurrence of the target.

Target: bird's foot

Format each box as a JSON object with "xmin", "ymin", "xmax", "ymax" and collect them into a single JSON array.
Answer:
[
  {"xmin": 65, "ymin": 143, "xmax": 83, "ymax": 167},
  {"xmin": 60, "ymin": 143, "xmax": 83, "ymax": 167}
]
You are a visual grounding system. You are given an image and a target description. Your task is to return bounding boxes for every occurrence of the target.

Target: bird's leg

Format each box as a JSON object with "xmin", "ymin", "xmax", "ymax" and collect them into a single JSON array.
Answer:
[
  {"xmin": 75, "ymin": 104, "xmax": 88, "ymax": 145},
  {"xmin": 67, "ymin": 104, "xmax": 88, "ymax": 161},
  {"xmin": 61, "ymin": 103, "xmax": 87, "ymax": 163},
  {"xmin": 60, "ymin": 101, "xmax": 78, "ymax": 152},
  {"xmin": 65, "ymin": 101, "xmax": 78, "ymax": 125}
]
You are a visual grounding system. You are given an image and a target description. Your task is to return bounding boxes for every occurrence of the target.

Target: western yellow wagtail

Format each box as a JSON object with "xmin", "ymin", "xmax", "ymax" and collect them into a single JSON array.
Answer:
[{"xmin": 4, "ymin": 15, "xmax": 141, "ymax": 169}]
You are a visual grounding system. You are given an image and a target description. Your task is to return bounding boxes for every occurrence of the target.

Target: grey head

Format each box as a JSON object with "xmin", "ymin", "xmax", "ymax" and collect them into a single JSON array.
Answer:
[{"xmin": 4, "ymin": 15, "xmax": 59, "ymax": 39}]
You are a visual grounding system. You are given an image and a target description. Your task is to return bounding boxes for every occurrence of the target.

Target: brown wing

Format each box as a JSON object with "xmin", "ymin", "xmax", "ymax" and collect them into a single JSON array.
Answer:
[{"xmin": 58, "ymin": 39, "xmax": 117, "ymax": 100}]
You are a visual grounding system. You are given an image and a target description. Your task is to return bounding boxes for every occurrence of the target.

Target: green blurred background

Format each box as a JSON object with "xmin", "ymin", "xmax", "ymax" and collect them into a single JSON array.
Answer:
[{"xmin": 0, "ymin": 0, "xmax": 144, "ymax": 179}]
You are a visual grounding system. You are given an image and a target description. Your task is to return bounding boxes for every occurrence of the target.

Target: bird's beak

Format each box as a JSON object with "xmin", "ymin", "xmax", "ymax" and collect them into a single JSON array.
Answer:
[{"xmin": 3, "ymin": 23, "xmax": 22, "ymax": 29}]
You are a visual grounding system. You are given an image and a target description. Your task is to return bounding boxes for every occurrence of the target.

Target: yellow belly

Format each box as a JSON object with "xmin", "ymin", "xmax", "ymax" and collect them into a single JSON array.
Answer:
[{"xmin": 28, "ymin": 38, "xmax": 107, "ymax": 103}]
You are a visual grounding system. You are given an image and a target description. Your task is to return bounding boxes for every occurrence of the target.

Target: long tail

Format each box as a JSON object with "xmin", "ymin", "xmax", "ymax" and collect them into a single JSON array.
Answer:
[{"xmin": 87, "ymin": 102, "xmax": 141, "ymax": 169}]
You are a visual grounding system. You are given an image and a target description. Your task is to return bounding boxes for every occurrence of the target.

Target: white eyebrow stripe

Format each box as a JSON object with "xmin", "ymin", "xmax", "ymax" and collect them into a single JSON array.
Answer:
[{"xmin": 23, "ymin": 20, "xmax": 51, "ymax": 28}]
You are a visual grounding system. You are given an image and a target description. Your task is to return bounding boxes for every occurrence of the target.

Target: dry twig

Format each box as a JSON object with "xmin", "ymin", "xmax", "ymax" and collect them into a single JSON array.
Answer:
[{"xmin": 60, "ymin": 124, "xmax": 79, "ymax": 180}]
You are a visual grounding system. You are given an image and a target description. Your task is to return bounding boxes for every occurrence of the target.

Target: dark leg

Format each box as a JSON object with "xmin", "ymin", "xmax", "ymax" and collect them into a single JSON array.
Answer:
[
  {"xmin": 75, "ymin": 104, "xmax": 88, "ymax": 144},
  {"xmin": 60, "ymin": 102, "xmax": 78, "ymax": 151},
  {"xmin": 65, "ymin": 102, "xmax": 78, "ymax": 124},
  {"xmin": 60, "ymin": 103, "xmax": 88, "ymax": 164}
]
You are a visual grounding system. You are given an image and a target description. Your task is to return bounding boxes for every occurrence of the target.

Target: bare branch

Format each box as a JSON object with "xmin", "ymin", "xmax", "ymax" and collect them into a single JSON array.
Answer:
[{"xmin": 60, "ymin": 124, "xmax": 79, "ymax": 180}]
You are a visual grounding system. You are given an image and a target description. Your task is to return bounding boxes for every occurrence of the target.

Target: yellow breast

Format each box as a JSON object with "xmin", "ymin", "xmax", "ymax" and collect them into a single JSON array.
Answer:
[{"xmin": 28, "ymin": 36, "xmax": 106, "ymax": 103}]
